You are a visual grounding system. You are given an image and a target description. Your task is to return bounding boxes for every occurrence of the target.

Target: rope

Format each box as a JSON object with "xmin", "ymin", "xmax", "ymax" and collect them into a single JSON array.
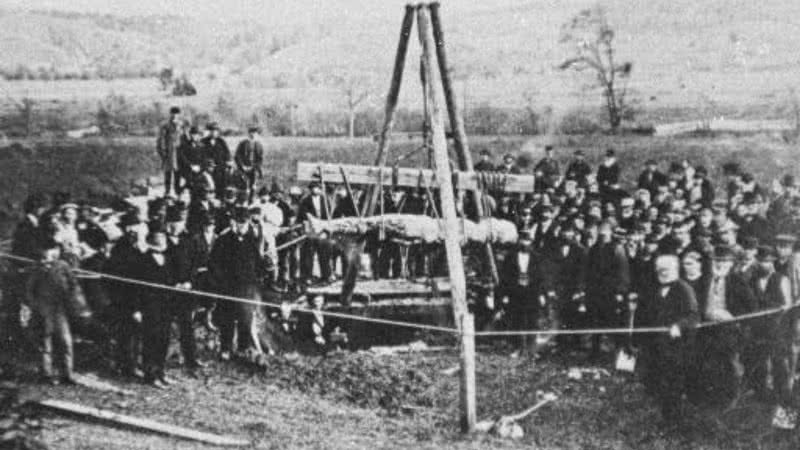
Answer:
[
  {"xmin": 0, "ymin": 251, "xmax": 457, "ymax": 334},
  {"xmin": 4, "ymin": 248, "xmax": 798, "ymax": 338}
]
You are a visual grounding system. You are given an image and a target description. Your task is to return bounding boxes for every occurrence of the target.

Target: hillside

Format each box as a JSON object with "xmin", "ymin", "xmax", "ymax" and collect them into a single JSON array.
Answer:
[{"xmin": 1, "ymin": 0, "xmax": 800, "ymax": 120}]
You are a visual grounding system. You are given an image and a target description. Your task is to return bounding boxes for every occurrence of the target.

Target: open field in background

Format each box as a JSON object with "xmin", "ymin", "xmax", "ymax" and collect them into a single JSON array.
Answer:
[
  {"xmin": 0, "ymin": 132, "xmax": 797, "ymax": 236},
  {"xmin": 3, "ymin": 0, "xmax": 800, "ymax": 133}
]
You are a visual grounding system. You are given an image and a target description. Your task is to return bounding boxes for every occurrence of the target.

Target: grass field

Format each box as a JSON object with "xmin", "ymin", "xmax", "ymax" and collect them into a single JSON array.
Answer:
[{"xmin": 7, "ymin": 344, "xmax": 799, "ymax": 450}]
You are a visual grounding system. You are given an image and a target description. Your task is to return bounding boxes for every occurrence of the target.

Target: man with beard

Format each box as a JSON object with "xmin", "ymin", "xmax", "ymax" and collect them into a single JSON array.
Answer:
[
  {"xmin": 532, "ymin": 204, "xmax": 559, "ymax": 252},
  {"xmin": 534, "ymin": 145, "xmax": 560, "ymax": 192},
  {"xmin": 636, "ymin": 254, "xmax": 699, "ymax": 425},
  {"xmin": 209, "ymin": 206, "xmax": 266, "ymax": 360},
  {"xmin": 105, "ymin": 212, "xmax": 148, "ymax": 379}
]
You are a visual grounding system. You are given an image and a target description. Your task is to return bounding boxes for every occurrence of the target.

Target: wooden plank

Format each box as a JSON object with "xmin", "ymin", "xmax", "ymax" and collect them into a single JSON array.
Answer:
[
  {"xmin": 36, "ymin": 399, "xmax": 250, "ymax": 447},
  {"xmin": 298, "ymin": 162, "xmax": 534, "ymax": 193},
  {"xmin": 418, "ymin": 4, "xmax": 476, "ymax": 434}
]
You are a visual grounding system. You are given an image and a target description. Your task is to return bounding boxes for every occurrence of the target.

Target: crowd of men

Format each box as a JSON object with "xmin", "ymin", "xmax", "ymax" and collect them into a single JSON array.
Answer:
[{"xmin": 3, "ymin": 106, "xmax": 800, "ymax": 428}]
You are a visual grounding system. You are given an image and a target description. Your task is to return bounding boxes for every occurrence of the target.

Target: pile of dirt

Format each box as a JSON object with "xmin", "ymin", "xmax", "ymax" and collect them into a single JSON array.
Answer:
[{"xmin": 259, "ymin": 352, "xmax": 450, "ymax": 416}]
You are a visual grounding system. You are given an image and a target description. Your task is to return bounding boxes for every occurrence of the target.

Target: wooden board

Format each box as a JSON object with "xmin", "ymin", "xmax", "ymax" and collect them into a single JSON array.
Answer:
[
  {"xmin": 297, "ymin": 162, "xmax": 534, "ymax": 193},
  {"xmin": 306, "ymin": 277, "xmax": 450, "ymax": 298},
  {"xmin": 36, "ymin": 399, "xmax": 250, "ymax": 447}
]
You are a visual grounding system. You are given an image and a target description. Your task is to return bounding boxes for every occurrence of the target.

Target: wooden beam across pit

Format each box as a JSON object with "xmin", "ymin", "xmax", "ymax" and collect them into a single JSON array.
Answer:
[{"xmin": 297, "ymin": 162, "xmax": 535, "ymax": 194}]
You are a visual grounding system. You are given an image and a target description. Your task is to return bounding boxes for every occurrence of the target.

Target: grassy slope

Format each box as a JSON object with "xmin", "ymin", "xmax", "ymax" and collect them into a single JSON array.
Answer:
[{"xmin": 2, "ymin": 0, "xmax": 800, "ymax": 118}]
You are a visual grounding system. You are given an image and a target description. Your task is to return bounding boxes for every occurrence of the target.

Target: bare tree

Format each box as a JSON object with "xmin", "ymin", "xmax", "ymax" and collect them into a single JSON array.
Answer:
[
  {"xmin": 558, "ymin": 6, "xmax": 633, "ymax": 132},
  {"xmin": 325, "ymin": 68, "xmax": 374, "ymax": 139}
]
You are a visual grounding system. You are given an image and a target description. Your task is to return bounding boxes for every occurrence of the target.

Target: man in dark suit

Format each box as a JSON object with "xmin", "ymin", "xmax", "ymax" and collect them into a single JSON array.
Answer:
[
  {"xmin": 596, "ymin": 148, "xmax": 620, "ymax": 195},
  {"xmin": 564, "ymin": 150, "xmax": 592, "ymax": 187},
  {"xmin": 586, "ymin": 219, "xmax": 631, "ymax": 357},
  {"xmin": 165, "ymin": 206, "xmax": 203, "ymax": 371},
  {"xmin": 497, "ymin": 153, "xmax": 521, "ymax": 174},
  {"xmin": 105, "ymin": 213, "xmax": 147, "ymax": 379},
  {"xmin": 699, "ymin": 245, "xmax": 756, "ymax": 408},
  {"xmin": 235, "ymin": 126, "xmax": 265, "ymax": 203},
  {"xmin": 177, "ymin": 125, "xmax": 206, "ymax": 195},
  {"xmin": 746, "ymin": 246, "xmax": 793, "ymax": 422},
  {"xmin": 637, "ymin": 159, "xmax": 666, "ymax": 198},
  {"xmin": 3, "ymin": 192, "xmax": 47, "ymax": 347},
  {"xmin": 187, "ymin": 185, "xmax": 218, "ymax": 235},
  {"xmin": 534, "ymin": 145, "xmax": 561, "ymax": 192},
  {"xmin": 136, "ymin": 226, "xmax": 176, "ymax": 388},
  {"xmin": 297, "ymin": 182, "xmax": 332, "ymax": 284},
  {"xmin": 156, "ymin": 106, "xmax": 184, "ymax": 197},
  {"xmin": 532, "ymin": 205, "xmax": 559, "ymax": 252},
  {"xmin": 541, "ymin": 224, "xmax": 587, "ymax": 348},
  {"xmin": 188, "ymin": 212, "xmax": 217, "ymax": 330},
  {"xmin": 502, "ymin": 229, "xmax": 541, "ymax": 357},
  {"xmin": 474, "ymin": 149, "xmax": 495, "ymax": 172},
  {"xmin": 636, "ymin": 254, "xmax": 699, "ymax": 424},
  {"xmin": 209, "ymin": 207, "xmax": 267, "ymax": 360}
]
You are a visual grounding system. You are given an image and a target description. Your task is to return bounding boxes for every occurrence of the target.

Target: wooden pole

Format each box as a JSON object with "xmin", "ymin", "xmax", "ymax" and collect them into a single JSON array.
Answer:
[
  {"xmin": 429, "ymin": 1, "xmax": 499, "ymax": 286},
  {"xmin": 365, "ymin": 4, "xmax": 415, "ymax": 217},
  {"xmin": 417, "ymin": 4, "xmax": 476, "ymax": 433}
]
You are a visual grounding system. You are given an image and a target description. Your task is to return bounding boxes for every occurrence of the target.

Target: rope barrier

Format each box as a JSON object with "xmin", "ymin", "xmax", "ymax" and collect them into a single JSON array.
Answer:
[
  {"xmin": 2, "ymin": 249, "xmax": 798, "ymax": 338},
  {"xmin": 0, "ymin": 251, "xmax": 458, "ymax": 334}
]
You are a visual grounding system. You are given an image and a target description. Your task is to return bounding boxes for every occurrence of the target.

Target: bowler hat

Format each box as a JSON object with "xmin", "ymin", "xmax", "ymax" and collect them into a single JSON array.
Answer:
[
  {"xmin": 169, "ymin": 106, "xmax": 181, "ymax": 115},
  {"xmin": 712, "ymin": 245, "xmax": 736, "ymax": 261},
  {"xmin": 756, "ymin": 245, "xmax": 777, "ymax": 262},
  {"xmin": 206, "ymin": 122, "xmax": 219, "ymax": 131},
  {"xmin": 232, "ymin": 206, "xmax": 250, "ymax": 223}
]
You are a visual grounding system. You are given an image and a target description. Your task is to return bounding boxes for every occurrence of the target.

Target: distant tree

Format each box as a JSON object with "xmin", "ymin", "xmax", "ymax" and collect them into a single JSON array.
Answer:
[
  {"xmin": 158, "ymin": 67, "xmax": 174, "ymax": 91},
  {"xmin": 172, "ymin": 75, "xmax": 197, "ymax": 97},
  {"xmin": 325, "ymin": 69, "xmax": 374, "ymax": 139},
  {"xmin": 558, "ymin": 6, "xmax": 633, "ymax": 132}
]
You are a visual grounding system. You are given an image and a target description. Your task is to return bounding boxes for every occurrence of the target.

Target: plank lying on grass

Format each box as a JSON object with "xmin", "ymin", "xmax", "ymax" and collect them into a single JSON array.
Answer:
[{"xmin": 35, "ymin": 399, "xmax": 250, "ymax": 447}]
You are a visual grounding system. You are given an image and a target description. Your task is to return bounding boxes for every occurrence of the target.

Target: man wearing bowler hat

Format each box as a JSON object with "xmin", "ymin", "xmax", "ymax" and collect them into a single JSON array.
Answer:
[{"xmin": 156, "ymin": 106, "xmax": 184, "ymax": 197}]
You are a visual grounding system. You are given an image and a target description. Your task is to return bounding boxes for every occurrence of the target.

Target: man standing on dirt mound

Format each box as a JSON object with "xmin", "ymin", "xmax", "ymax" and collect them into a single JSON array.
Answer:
[{"xmin": 156, "ymin": 106, "xmax": 184, "ymax": 198}]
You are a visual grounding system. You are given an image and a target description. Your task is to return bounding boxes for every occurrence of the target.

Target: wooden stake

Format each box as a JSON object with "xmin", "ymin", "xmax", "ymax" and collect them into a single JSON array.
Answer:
[
  {"xmin": 339, "ymin": 166, "xmax": 362, "ymax": 217},
  {"xmin": 417, "ymin": 4, "xmax": 476, "ymax": 433},
  {"xmin": 365, "ymin": 4, "xmax": 416, "ymax": 217},
  {"xmin": 36, "ymin": 399, "xmax": 250, "ymax": 447},
  {"xmin": 429, "ymin": 2, "xmax": 499, "ymax": 286}
]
